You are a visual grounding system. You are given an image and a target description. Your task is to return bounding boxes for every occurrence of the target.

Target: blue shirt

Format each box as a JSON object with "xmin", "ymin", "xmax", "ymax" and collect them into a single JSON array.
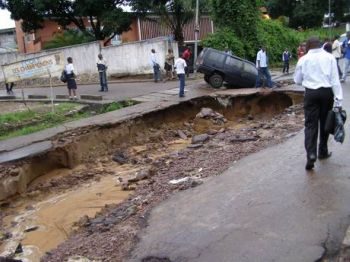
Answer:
[{"xmin": 342, "ymin": 38, "xmax": 350, "ymax": 59}]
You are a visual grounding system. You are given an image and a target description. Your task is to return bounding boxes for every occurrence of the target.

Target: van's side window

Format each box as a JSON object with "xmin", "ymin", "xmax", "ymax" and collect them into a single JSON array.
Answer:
[
  {"xmin": 226, "ymin": 57, "xmax": 242, "ymax": 68},
  {"xmin": 207, "ymin": 52, "xmax": 226, "ymax": 65}
]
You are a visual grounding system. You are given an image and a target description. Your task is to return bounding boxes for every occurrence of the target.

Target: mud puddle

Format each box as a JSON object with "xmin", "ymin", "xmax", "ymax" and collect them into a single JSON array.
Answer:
[
  {"xmin": 0, "ymin": 92, "xmax": 304, "ymax": 261},
  {"xmin": 0, "ymin": 140, "xmax": 191, "ymax": 261}
]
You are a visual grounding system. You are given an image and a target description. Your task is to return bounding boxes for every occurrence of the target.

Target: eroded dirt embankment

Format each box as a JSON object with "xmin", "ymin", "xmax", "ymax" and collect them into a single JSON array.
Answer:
[{"xmin": 0, "ymin": 91, "xmax": 304, "ymax": 261}]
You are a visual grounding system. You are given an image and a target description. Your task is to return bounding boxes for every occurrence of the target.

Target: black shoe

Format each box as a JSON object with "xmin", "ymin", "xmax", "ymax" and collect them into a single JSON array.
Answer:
[
  {"xmin": 98, "ymin": 90, "xmax": 104, "ymax": 92},
  {"xmin": 305, "ymin": 154, "xmax": 316, "ymax": 170},
  {"xmin": 318, "ymin": 152, "xmax": 332, "ymax": 160}
]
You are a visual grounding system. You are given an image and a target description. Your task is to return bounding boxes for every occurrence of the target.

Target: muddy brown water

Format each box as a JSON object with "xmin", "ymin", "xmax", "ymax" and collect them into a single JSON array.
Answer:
[{"xmin": 0, "ymin": 91, "xmax": 303, "ymax": 261}]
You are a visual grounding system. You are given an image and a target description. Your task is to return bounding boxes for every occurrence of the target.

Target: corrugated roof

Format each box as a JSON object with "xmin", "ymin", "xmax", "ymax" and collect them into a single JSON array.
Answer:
[{"xmin": 140, "ymin": 16, "xmax": 213, "ymax": 42}]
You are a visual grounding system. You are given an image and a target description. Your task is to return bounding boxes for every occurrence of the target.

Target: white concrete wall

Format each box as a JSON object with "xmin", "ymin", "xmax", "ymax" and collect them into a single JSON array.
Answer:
[
  {"xmin": 0, "ymin": 37, "xmax": 178, "ymax": 82},
  {"xmin": 102, "ymin": 37, "xmax": 179, "ymax": 76}
]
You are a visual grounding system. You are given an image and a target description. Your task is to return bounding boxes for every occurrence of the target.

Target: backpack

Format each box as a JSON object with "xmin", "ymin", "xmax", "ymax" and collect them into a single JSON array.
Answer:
[{"xmin": 60, "ymin": 70, "xmax": 67, "ymax": 83}]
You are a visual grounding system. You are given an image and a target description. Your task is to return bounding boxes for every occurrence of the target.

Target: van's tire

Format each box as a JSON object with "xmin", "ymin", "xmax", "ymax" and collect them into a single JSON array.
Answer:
[
  {"xmin": 204, "ymin": 75, "xmax": 210, "ymax": 83},
  {"xmin": 209, "ymin": 74, "xmax": 223, "ymax": 88}
]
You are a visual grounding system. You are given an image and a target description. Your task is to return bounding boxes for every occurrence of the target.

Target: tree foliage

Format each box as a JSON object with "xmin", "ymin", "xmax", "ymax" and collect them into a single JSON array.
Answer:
[
  {"xmin": 0, "ymin": 0, "xmax": 133, "ymax": 45},
  {"xmin": 211, "ymin": 0, "xmax": 259, "ymax": 57},
  {"xmin": 201, "ymin": 28, "xmax": 245, "ymax": 58},
  {"xmin": 267, "ymin": 0, "xmax": 349, "ymax": 28},
  {"xmin": 43, "ymin": 30, "xmax": 94, "ymax": 50}
]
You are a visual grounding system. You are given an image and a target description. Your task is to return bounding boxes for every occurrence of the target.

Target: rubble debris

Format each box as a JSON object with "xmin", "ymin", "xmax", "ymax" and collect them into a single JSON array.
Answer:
[
  {"xmin": 24, "ymin": 226, "xmax": 39, "ymax": 233},
  {"xmin": 112, "ymin": 152, "xmax": 129, "ymax": 165},
  {"xmin": 191, "ymin": 134, "xmax": 209, "ymax": 144},
  {"xmin": 177, "ymin": 130, "xmax": 188, "ymax": 140}
]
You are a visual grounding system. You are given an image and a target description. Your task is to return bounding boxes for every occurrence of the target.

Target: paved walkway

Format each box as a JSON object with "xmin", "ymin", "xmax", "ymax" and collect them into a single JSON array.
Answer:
[{"xmin": 129, "ymin": 81, "xmax": 350, "ymax": 262}]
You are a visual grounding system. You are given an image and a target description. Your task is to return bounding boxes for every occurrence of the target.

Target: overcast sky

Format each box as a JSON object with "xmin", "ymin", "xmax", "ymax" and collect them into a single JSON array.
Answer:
[{"xmin": 0, "ymin": 9, "xmax": 15, "ymax": 29}]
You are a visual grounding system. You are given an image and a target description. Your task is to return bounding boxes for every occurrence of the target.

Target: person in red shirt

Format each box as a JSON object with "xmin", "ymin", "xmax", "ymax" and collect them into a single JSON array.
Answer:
[{"xmin": 182, "ymin": 47, "xmax": 192, "ymax": 77}]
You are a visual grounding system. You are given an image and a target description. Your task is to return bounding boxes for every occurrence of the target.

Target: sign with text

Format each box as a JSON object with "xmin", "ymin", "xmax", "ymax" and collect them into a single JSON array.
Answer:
[{"xmin": 2, "ymin": 52, "xmax": 64, "ymax": 82}]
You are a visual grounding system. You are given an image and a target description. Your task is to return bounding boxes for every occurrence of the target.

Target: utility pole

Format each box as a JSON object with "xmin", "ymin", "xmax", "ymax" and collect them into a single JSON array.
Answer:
[
  {"xmin": 194, "ymin": 0, "xmax": 199, "ymax": 75},
  {"xmin": 328, "ymin": 0, "xmax": 332, "ymax": 39}
]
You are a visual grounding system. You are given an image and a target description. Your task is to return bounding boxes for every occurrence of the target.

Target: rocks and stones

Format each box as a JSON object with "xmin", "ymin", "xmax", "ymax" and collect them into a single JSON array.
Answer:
[
  {"xmin": 169, "ymin": 177, "xmax": 190, "ymax": 185},
  {"xmin": 0, "ymin": 257, "xmax": 23, "ymax": 262},
  {"xmin": 195, "ymin": 108, "xmax": 228, "ymax": 124},
  {"xmin": 247, "ymin": 115, "xmax": 254, "ymax": 120},
  {"xmin": 14, "ymin": 243, "xmax": 23, "ymax": 254},
  {"xmin": 24, "ymin": 225, "xmax": 39, "ymax": 233},
  {"xmin": 121, "ymin": 182, "xmax": 133, "ymax": 191},
  {"xmin": 191, "ymin": 134, "xmax": 209, "ymax": 144},
  {"xmin": 128, "ymin": 170, "xmax": 150, "ymax": 183},
  {"xmin": 74, "ymin": 215, "xmax": 91, "ymax": 228},
  {"xmin": 112, "ymin": 152, "xmax": 129, "ymax": 165},
  {"xmin": 177, "ymin": 130, "xmax": 187, "ymax": 140},
  {"xmin": 187, "ymin": 144, "xmax": 203, "ymax": 149},
  {"xmin": 229, "ymin": 135, "xmax": 258, "ymax": 143},
  {"xmin": 196, "ymin": 108, "xmax": 214, "ymax": 118},
  {"xmin": 67, "ymin": 256, "xmax": 93, "ymax": 262},
  {"xmin": 0, "ymin": 231, "xmax": 12, "ymax": 241}
]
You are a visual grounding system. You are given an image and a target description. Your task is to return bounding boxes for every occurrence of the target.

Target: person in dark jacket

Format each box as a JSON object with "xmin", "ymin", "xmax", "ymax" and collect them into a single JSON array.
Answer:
[
  {"xmin": 97, "ymin": 54, "xmax": 108, "ymax": 92},
  {"xmin": 282, "ymin": 48, "xmax": 291, "ymax": 74}
]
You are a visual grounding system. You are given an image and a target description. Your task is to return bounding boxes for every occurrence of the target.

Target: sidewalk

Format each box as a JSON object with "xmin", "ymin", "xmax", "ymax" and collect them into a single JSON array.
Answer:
[
  {"xmin": 0, "ymin": 71, "xmax": 295, "ymax": 159},
  {"xmin": 129, "ymin": 81, "xmax": 350, "ymax": 262}
]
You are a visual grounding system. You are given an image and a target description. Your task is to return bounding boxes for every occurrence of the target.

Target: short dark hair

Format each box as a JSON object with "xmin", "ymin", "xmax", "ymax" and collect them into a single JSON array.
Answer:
[{"xmin": 67, "ymin": 57, "xmax": 73, "ymax": 63}]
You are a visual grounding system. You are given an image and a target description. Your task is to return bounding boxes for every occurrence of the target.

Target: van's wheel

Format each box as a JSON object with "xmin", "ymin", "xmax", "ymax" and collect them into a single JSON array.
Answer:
[
  {"xmin": 209, "ymin": 74, "xmax": 223, "ymax": 88},
  {"xmin": 204, "ymin": 75, "xmax": 210, "ymax": 83}
]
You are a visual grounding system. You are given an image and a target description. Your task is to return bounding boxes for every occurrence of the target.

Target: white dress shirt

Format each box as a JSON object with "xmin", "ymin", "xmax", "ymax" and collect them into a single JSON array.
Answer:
[
  {"xmin": 97, "ymin": 58, "xmax": 108, "ymax": 72},
  {"xmin": 256, "ymin": 50, "xmax": 268, "ymax": 67},
  {"xmin": 332, "ymin": 39, "xmax": 341, "ymax": 58},
  {"xmin": 150, "ymin": 53, "xmax": 158, "ymax": 66},
  {"xmin": 294, "ymin": 48, "xmax": 343, "ymax": 105},
  {"xmin": 65, "ymin": 63, "xmax": 75, "ymax": 74},
  {"xmin": 174, "ymin": 57, "xmax": 187, "ymax": 74}
]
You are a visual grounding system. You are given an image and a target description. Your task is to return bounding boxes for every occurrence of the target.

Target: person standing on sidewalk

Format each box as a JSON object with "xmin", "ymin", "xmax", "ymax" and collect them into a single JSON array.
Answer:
[
  {"xmin": 150, "ymin": 49, "xmax": 161, "ymax": 83},
  {"xmin": 164, "ymin": 49, "xmax": 175, "ymax": 81},
  {"xmin": 340, "ymin": 32, "xmax": 350, "ymax": 83},
  {"xmin": 65, "ymin": 57, "xmax": 78, "ymax": 100},
  {"xmin": 174, "ymin": 54, "xmax": 187, "ymax": 98},
  {"xmin": 294, "ymin": 36, "xmax": 343, "ymax": 170},
  {"xmin": 5, "ymin": 82, "xmax": 14, "ymax": 95},
  {"xmin": 182, "ymin": 47, "xmax": 191, "ymax": 78},
  {"xmin": 97, "ymin": 54, "xmax": 108, "ymax": 92},
  {"xmin": 255, "ymin": 46, "xmax": 272, "ymax": 89},
  {"xmin": 282, "ymin": 48, "xmax": 291, "ymax": 74},
  {"xmin": 332, "ymin": 36, "xmax": 342, "ymax": 79}
]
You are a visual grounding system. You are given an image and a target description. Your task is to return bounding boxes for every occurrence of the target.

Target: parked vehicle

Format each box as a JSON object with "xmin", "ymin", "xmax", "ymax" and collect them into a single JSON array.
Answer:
[{"xmin": 196, "ymin": 48, "xmax": 258, "ymax": 88}]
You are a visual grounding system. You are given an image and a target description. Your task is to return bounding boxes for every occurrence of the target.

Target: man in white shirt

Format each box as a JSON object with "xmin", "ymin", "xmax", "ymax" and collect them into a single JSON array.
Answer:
[
  {"xmin": 332, "ymin": 36, "xmax": 342, "ymax": 78},
  {"xmin": 294, "ymin": 36, "xmax": 343, "ymax": 170},
  {"xmin": 150, "ymin": 49, "xmax": 161, "ymax": 83},
  {"xmin": 174, "ymin": 55, "xmax": 187, "ymax": 97},
  {"xmin": 97, "ymin": 54, "xmax": 108, "ymax": 92},
  {"xmin": 255, "ymin": 46, "xmax": 272, "ymax": 88}
]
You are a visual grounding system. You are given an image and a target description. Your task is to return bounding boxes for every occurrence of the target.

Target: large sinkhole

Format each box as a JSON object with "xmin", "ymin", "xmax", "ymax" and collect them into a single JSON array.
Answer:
[{"xmin": 0, "ymin": 91, "xmax": 304, "ymax": 261}]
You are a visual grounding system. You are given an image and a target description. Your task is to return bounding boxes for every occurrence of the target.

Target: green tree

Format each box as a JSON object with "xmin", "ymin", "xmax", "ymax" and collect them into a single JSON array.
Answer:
[
  {"xmin": 0, "ymin": 0, "xmax": 133, "ymax": 45},
  {"xmin": 266, "ymin": 0, "xmax": 348, "ymax": 28},
  {"xmin": 211, "ymin": 0, "xmax": 259, "ymax": 58},
  {"xmin": 43, "ymin": 30, "xmax": 94, "ymax": 49}
]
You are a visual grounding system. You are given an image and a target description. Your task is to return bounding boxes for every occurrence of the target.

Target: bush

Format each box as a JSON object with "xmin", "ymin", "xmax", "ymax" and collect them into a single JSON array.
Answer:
[
  {"xmin": 201, "ymin": 28, "xmax": 245, "ymax": 58},
  {"xmin": 43, "ymin": 30, "xmax": 94, "ymax": 50},
  {"xmin": 201, "ymin": 19, "xmax": 300, "ymax": 64},
  {"xmin": 256, "ymin": 19, "xmax": 300, "ymax": 64}
]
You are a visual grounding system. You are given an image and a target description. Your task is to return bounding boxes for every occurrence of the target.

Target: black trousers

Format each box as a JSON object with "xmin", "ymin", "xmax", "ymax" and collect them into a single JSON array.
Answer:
[
  {"xmin": 304, "ymin": 88, "xmax": 333, "ymax": 158},
  {"xmin": 283, "ymin": 61, "xmax": 289, "ymax": 73}
]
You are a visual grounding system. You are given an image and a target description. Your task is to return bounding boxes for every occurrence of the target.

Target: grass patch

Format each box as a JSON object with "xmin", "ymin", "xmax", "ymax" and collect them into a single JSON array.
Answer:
[{"xmin": 0, "ymin": 101, "xmax": 137, "ymax": 141}]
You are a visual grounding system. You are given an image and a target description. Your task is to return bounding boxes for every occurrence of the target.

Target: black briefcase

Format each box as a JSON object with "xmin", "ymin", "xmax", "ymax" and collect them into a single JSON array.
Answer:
[{"xmin": 325, "ymin": 108, "xmax": 347, "ymax": 135}]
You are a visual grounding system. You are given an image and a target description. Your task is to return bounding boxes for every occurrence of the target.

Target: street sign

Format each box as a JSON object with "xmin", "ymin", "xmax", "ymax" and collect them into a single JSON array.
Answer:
[{"xmin": 1, "ymin": 52, "xmax": 64, "ymax": 83}]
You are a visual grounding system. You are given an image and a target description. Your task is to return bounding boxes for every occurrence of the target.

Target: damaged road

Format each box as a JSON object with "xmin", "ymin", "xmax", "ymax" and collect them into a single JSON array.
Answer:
[{"xmin": 129, "ymin": 92, "xmax": 350, "ymax": 261}]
